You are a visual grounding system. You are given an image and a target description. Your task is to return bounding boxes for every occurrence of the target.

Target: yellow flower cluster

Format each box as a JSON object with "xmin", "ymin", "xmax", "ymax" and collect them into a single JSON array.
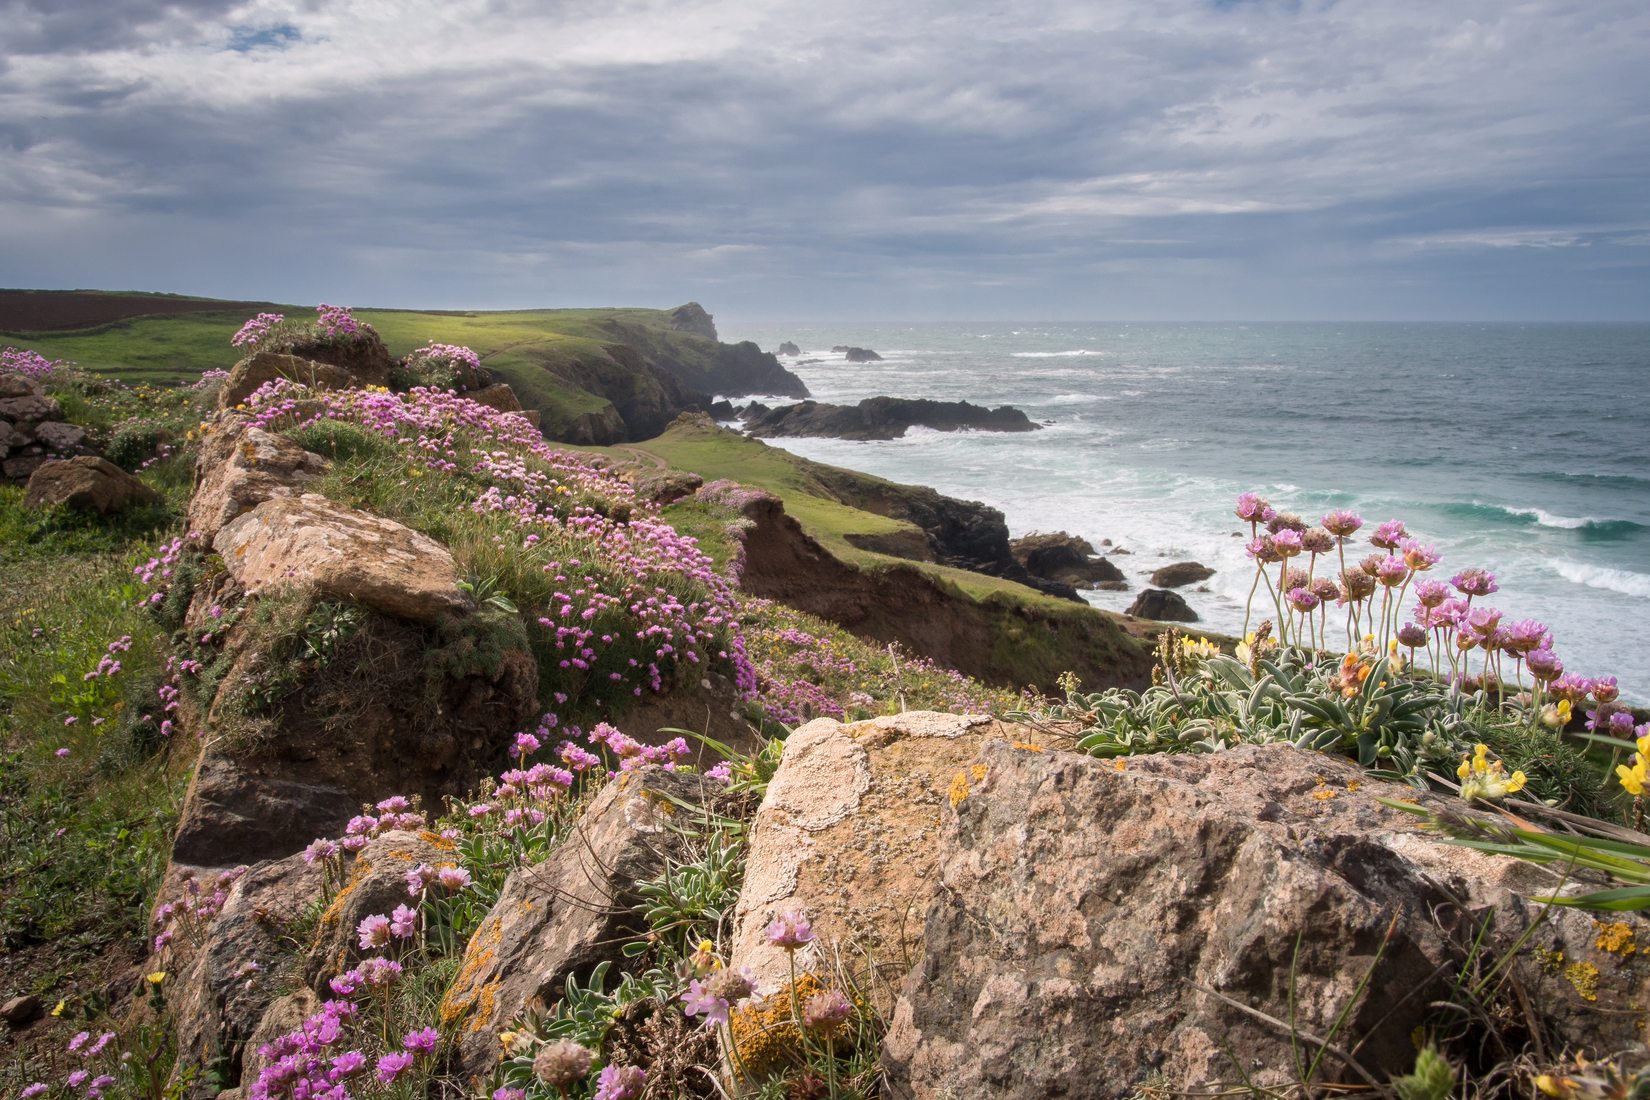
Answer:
[
  {"xmin": 1456, "ymin": 743, "xmax": 1527, "ymax": 802},
  {"xmin": 1615, "ymin": 734, "xmax": 1650, "ymax": 797}
]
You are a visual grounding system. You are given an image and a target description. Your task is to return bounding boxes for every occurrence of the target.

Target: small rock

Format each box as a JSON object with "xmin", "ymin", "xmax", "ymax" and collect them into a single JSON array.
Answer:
[
  {"xmin": 2, "ymin": 994, "xmax": 41, "ymax": 1026},
  {"xmin": 0, "ymin": 393, "xmax": 63, "ymax": 425},
  {"xmin": 1125, "ymin": 588, "xmax": 1198, "ymax": 622},
  {"xmin": 24, "ymin": 456, "xmax": 161, "ymax": 514},
  {"xmin": 0, "ymin": 375, "xmax": 45, "ymax": 399},
  {"xmin": 776, "ymin": 341, "xmax": 801, "ymax": 356},
  {"xmin": 32, "ymin": 421, "xmax": 88, "ymax": 453},
  {"xmin": 842, "ymin": 346, "xmax": 883, "ymax": 362}
]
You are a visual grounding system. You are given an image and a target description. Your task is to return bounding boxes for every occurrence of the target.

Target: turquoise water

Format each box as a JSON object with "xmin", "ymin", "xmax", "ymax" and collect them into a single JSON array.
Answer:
[{"xmin": 721, "ymin": 321, "xmax": 1650, "ymax": 700}]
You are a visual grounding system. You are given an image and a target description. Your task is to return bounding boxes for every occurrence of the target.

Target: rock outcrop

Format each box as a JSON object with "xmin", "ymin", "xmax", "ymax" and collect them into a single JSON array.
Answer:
[
  {"xmin": 743, "ymin": 397, "xmax": 1038, "ymax": 441},
  {"xmin": 882, "ymin": 739, "xmax": 1645, "ymax": 1096},
  {"xmin": 668, "ymin": 301, "xmax": 719, "ymax": 341},
  {"xmin": 214, "ymin": 493, "xmax": 472, "ymax": 623},
  {"xmin": 1010, "ymin": 531, "xmax": 1127, "ymax": 589},
  {"xmin": 24, "ymin": 456, "xmax": 160, "ymax": 514},
  {"xmin": 442, "ymin": 768, "xmax": 711, "ymax": 1083},
  {"xmin": 218, "ymin": 353, "xmax": 360, "ymax": 410},
  {"xmin": 776, "ymin": 341, "xmax": 801, "ymax": 357},
  {"xmin": 188, "ymin": 424, "xmax": 329, "ymax": 541},
  {"xmin": 1, "ymin": 373, "xmax": 94, "ymax": 481},
  {"xmin": 842, "ymin": 346, "xmax": 882, "ymax": 362},
  {"xmin": 1150, "ymin": 560, "xmax": 1216, "ymax": 588},
  {"xmin": 1126, "ymin": 587, "xmax": 1198, "ymax": 622}
]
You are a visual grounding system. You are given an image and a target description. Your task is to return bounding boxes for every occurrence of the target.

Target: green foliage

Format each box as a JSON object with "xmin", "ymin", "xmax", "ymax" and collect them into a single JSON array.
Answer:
[{"xmin": 1393, "ymin": 1045, "xmax": 1456, "ymax": 1100}]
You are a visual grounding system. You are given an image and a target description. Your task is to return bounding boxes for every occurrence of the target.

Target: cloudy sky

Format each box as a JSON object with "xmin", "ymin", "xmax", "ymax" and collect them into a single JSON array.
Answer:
[{"xmin": 2, "ymin": 0, "xmax": 1648, "ymax": 321}]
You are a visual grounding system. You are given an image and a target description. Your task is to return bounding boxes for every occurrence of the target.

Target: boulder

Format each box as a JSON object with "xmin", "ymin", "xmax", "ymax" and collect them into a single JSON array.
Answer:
[
  {"xmin": 214, "ymin": 493, "xmax": 472, "ymax": 623},
  {"xmin": 188, "ymin": 422, "xmax": 330, "ymax": 542},
  {"xmin": 1150, "ymin": 561, "xmax": 1216, "ymax": 588},
  {"xmin": 3, "ymin": 454, "xmax": 46, "ymax": 480},
  {"xmin": 164, "ymin": 855, "xmax": 325, "ymax": 1095},
  {"xmin": 465, "ymin": 382, "xmax": 526, "ymax": 417},
  {"xmin": 441, "ymin": 767, "xmax": 710, "ymax": 1084},
  {"xmin": 33, "ymin": 421, "xmax": 87, "ymax": 453},
  {"xmin": 730, "ymin": 712, "xmax": 1002, "ymax": 1004},
  {"xmin": 238, "ymin": 989, "xmax": 319, "ymax": 1093},
  {"xmin": 280, "ymin": 332, "xmax": 394, "ymax": 387},
  {"xmin": 1126, "ymin": 587, "xmax": 1198, "ymax": 622},
  {"xmin": 218, "ymin": 353, "xmax": 358, "ymax": 410},
  {"xmin": 776, "ymin": 341, "xmax": 801, "ymax": 357},
  {"xmin": 883, "ymin": 741, "xmax": 1648, "ymax": 1097},
  {"xmin": 306, "ymin": 830, "xmax": 455, "ymax": 983},
  {"xmin": 0, "ymin": 420, "xmax": 20, "ymax": 451},
  {"xmin": 842, "ymin": 346, "xmax": 883, "ymax": 362},
  {"xmin": 171, "ymin": 757, "xmax": 363, "ymax": 868},
  {"xmin": 0, "ymin": 393, "xmax": 63, "ymax": 425},
  {"xmin": 1010, "ymin": 531, "xmax": 1125, "ymax": 588},
  {"xmin": 24, "ymin": 456, "xmax": 161, "ymax": 514},
  {"xmin": 0, "ymin": 374, "xmax": 45, "ymax": 399}
]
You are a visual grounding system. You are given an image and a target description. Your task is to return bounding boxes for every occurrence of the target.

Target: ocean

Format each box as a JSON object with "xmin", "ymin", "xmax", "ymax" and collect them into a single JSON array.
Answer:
[{"xmin": 719, "ymin": 321, "xmax": 1650, "ymax": 702}]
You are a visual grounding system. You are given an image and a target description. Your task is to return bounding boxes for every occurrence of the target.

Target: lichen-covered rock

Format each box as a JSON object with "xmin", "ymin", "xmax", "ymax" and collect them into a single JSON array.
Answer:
[
  {"xmin": 0, "ymin": 392, "xmax": 63, "ymax": 425},
  {"xmin": 306, "ymin": 830, "xmax": 455, "ymax": 984},
  {"xmin": 730, "ymin": 712, "xmax": 1003, "ymax": 1004},
  {"xmin": 218, "ymin": 353, "xmax": 358, "ymax": 410},
  {"xmin": 164, "ymin": 854, "xmax": 325, "ymax": 1096},
  {"xmin": 442, "ymin": 768, "xmax": 709, "ymax": 1085},
  {"xmin": 33, "ymin": 421, "xmax": 87, "ymax": 453},
  {"xmin": 171, "ymin": 757, "xmax": 363, "ymax": 867},
  {"xmin": 214, "ymin": 493, "xmax": 471, "ymax": 623},
  {"xmin": 188, "ymin": 420, "xmax": 329, "ymax": 541},
  {"xmin": 882, "ymin": 741, "xmax": 1648, "ymax": 1097},
  {"xmin": 24, "ymin": 456, "xmax": 160, "ymax": 514}
]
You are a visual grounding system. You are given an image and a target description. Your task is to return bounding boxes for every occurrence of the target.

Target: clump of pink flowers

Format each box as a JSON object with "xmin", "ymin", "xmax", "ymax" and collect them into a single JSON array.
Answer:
[{"xmin": 1, "ymin": 345, "xmax": 67, "ymax": 379}]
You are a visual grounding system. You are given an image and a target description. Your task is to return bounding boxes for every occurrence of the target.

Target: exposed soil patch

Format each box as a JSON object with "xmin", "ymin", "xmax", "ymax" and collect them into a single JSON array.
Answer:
[{"xmin": 0, "ymin": 291, "xmax": 284, "ymax": 333}]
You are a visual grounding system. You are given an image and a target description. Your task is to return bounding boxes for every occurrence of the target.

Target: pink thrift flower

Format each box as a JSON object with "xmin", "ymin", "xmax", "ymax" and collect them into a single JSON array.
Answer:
[
  {"xmin": 356, "ymin": 913, "xmax": 391, "ymax": 951},
  {"xmin": 375, "ymin": 1051, "xmax": 415, "ymax": 1083}
]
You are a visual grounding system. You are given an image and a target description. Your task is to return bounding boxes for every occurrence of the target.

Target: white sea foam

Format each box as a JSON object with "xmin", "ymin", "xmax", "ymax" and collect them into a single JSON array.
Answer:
[
  {"xmin": 1553, "ymin": 562, "xmax": 1650, "ymax": 599},
  {"xmin": 1010, "ymin": 349, "xmax": 1107, "ymax": 358}
]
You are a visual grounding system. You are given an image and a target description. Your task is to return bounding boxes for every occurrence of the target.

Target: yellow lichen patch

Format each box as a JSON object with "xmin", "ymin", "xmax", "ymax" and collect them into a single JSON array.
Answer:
[
  {"xmin": 1310, "ymin": 788, "xmax": 1338, "ymax": 801},
  {"xmin": 1112, "ymin": 759, "xmax": 1126, "ymax": 771},
  {"xmin": 729, "ymin": 972, "xmax": 828, "ymax": 1081},
  {"xmin": 1564, "ymin": 961, "xmax": 1600, "ymax": 1002},
  {"xmin": 440, "ymin": 917, "xmax": 504, "ymax": 1026},
  {"xmin": 318, "ymin": 859, "xmax": 373, "ymax": 930},
  {"xmin": 419, "ymin": 830, "xmax": 458, "ymax": 851},
  {"xmin": 1011, "ymin": 741, "xmax": 1045, "ymax": 753},
  {"xmin": 1595, "ymin": 920, "xmax": 1638, "ymax": 957},
  {"xmin": 1535, "ymin": 948, "xmax": 1566, "ymax": 975},
  {"xmin": 948, "ymin": 771, "xmax": 970, "ymax": 809},
  {"xmin": 1346, "ymin": 780, "xmax": 1362, "ymax": 792}
]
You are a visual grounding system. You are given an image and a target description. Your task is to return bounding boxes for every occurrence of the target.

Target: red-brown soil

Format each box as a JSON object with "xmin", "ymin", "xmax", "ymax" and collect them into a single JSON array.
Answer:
[{"xmin": 0, "ymin": 291, "xmax": 283, "ymax": 333}]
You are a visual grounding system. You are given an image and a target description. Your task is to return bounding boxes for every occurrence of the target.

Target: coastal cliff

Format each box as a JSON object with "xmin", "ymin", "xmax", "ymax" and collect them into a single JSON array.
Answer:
[{"xmin": 3, "ymin": 306, "xmax": 1644, "ymax": 1100}]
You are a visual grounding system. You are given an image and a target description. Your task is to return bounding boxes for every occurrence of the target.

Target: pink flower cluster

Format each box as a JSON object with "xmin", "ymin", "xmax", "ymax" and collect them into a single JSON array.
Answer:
[
  {"xmin": 314, "ymin": 304, "xmax": 364, "ymax": 339},
  {"xmin": 1, "ymin": 345, "xmax": 66, "ymax": 379},
  {"xmin": 153, "ymin": 866, "xmax": 247, "ymax": 953},
  {"xmin": 231, "ymin": 313, "xmax": 286, "ymax": 349},
  {"xmin": 588, "ymin": 721, "xmax": 690, "ymax": 773},
  {"xmin": 407, "ymin": 342, "xmax": 481, "ymax": 372}
]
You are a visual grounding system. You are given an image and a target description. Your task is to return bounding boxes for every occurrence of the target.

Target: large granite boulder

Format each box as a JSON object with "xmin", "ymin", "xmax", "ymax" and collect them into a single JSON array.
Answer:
[
  {"xmin": 440, "ymin": 767, "xmax": 710, "ymax": 1085},
  {"xmin": 188, "ymin": 421, "xmax": 329, "ymax": 541},
  {"xmin": 730, "ymin": 712, "xmax": 1002, "ymax": 1004},
  {"xmin": 214, "ymin": 493, "xmax": 471, "ymax": 623},
  {"xmin": 882, "ymin": 741, "xmax": 1646, "ymax": 1096},
  {"xmin": 24, "ymin": 456, "xmax": 161, "ymax": 514}
]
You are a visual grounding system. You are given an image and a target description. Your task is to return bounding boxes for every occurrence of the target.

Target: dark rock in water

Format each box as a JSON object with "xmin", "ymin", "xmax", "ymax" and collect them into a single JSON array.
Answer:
[
  {"xmin": 706, "ymin": 399, "xmax": 736, "ymax": 420},
  {"xmin": 1011, "ymin": 531, "xmax": 1125, "ymax": 588},
  {"xmin": 843, "ymin": 346, "xmax": 882, "ymax": 362},
  {"xmin": 776, "ymin": 341, "xmax": 801, "ymax": 356},
  {"xmin": 1149, "ymin": 561, "xmax": 1216, "ymax": 588},
  {"xmin": 743, "ymin": 397, "xmax": 1038, "ymax": 441},
  {"xmin": 25, "ymin": 456, "xmax": 161, "ymax": 514},
  {"xmin": 668, "ymin": 301, "xmax": 718, "ymax": 341},
  {"xmin": 830, "ymin": 345, "xmax": 849, "ymax": 353},
  {"xmin": 1126, "ymin": 588, "xmax": 1198, "ymax": 622},
  {"xmin": 737, "ymin": 400, "xmax": 771, "ymax": 419}
]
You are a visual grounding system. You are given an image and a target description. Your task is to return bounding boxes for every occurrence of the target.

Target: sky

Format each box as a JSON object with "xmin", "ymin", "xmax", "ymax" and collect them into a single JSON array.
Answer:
[{"xmin": 2, "ymin": 0, "xmax": 1648, "ymax": 322}]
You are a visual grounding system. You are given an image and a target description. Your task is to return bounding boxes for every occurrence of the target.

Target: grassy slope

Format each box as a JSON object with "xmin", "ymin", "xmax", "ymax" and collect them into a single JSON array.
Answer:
[{"xmin": 0, "ymin": 298, "xmax": 703, "ymax": 434}]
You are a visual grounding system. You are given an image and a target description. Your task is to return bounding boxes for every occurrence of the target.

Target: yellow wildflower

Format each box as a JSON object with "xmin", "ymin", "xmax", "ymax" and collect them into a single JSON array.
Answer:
[
  {"xmin": 1617, "ymin": 735, "xmax": 1650, "ymax": 797},
  {"xmin": 146, "ymin": 971, "xmax": 166, "ymax": 985},
  {"xmin": 1457, "ymin": 743, "xmax": 1527, "ymax": 802}
]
